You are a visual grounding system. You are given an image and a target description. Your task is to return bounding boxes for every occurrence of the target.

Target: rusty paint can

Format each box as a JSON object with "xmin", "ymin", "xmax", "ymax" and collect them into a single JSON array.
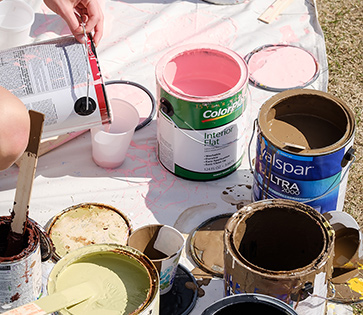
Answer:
[
  {"xmin": 224, "ymin": 199, "xmax": 335, "ymax": 315},
  {"xmin": 47, "ymin": 244, "xmax": 160, "ymax": 314},
  {"xmin": 0, "ymin": 216, "xmax": 42, "ymax": 313}
]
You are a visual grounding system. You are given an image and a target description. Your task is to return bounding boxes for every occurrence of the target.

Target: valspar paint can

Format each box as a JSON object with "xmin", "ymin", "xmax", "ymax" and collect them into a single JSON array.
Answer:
[
  {"xmin": 224, "ymin": 199, "xmax": 335, "ymax": 315},
  {"xmin": 252, "ymin": 89, "xmax": 355, "ymax": 213},
  {"xmin": 47, "ymin": 244, "xmax": 160, "ymax": 314},
  {"xmin": 156, "ymin": 44, "xmax": 249, "ymax": 181},
  {"xmin": 0, "ymin": 216, "xmax": 42, "ymax": 313}
]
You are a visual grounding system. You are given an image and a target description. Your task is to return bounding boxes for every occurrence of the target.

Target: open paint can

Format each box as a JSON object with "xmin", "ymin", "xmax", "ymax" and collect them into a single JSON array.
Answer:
[
  {"xmin": 46, "ymin": 203, "xmax": 132, "ymax": 261},
  {"xmin": 0, "ymin": 216, "xmax": 42, "ymax": 312},
  {"xmin": 252, "ymin": 89, "xmax": 355, "ymax": 213},
  {"xmin": 202, "ymin": 293, "xmax": 297, "ymax": 314},
  {"xmin": 156, "ymin": 44, "xmax": 249, "ymax": 181},
  {"xmin": 224, "ymin": 199, "xmax": 335, "ymax": 315},
  {"xmin": 47, "ymin": 244, "xmax": 159, "ymax": 314}
]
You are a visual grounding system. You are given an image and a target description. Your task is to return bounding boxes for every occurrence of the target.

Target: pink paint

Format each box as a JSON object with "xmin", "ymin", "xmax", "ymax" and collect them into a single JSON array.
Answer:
[
  {"xmin": 247, "ymin": 45, "xmax": 318, "ymax": 89},
  {"xmin": 163, "ymin": 48, "xmax": 244, "ymax": 97},
  {"xmin": 280, "ymin": 25, "xmax": 299, "ymax": 43}
]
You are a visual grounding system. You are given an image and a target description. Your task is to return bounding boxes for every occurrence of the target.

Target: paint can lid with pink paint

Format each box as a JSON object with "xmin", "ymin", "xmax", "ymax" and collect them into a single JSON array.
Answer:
[{"xmin": 244, "ymin": 44, "xmax": 319, "ymax": 92}]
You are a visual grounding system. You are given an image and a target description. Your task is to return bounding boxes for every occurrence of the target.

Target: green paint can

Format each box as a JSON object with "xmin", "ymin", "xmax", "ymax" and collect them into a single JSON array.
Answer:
[{"xmin": 156, "ymin": 44, "xmax": 249, "ymax": 181}]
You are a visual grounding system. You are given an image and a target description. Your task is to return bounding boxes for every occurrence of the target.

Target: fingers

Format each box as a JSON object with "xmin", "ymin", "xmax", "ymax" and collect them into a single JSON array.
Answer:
[
  {"xmin": 44, "ymin": 0, "xmax": 104, "ymax": 46},
  {"xmin": 77, "ymin": 0, "xmax": 104, "ymax": 46}
]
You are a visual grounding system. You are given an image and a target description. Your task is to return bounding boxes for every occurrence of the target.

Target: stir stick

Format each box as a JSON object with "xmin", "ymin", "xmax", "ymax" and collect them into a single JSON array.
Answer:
[{"xmin": 5, "ymin": 110, "xmax": 44, "ymax": 257}]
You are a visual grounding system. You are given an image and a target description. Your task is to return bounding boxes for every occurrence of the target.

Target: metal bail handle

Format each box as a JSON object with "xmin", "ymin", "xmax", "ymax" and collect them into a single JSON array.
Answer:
[
  {"xmin": 248, "ymin": 119, "xmax": 356, "ymax": 204},
  {"xmin": 159, "ymin": 97, "xmax": 243, "ymax": 148}
]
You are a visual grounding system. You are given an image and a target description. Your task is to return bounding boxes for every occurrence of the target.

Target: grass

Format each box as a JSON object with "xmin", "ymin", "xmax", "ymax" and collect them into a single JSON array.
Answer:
[{"xmin": 316, "ymin": 0, "xmax": 363, "ymax": 313}]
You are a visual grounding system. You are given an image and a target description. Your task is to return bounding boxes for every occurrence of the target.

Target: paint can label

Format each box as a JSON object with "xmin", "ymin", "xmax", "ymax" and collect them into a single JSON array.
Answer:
[
  {"xmin": 157, "ymin": 88, "xmax": 248, "ymax": 180},
  {"xmin": 0, "ymin": 245, "xmax": 42, "ymax": 312},
  {"xmin": 253, "ymin": 134, "xmax": 354, "ymax": 213}
]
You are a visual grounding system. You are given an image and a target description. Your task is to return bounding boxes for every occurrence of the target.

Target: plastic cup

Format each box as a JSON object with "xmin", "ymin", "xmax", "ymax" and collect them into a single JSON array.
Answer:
[
  {"xmin": 0, "ymin": 0, "xmax": 35, "ymax": 50},
  {"xmin": 91, "ymin": 99, "xmax": 139, "ymax": 168},
  {"xmin": 127, "ymin": 224, "xmax": 185, "ymax": 295}
]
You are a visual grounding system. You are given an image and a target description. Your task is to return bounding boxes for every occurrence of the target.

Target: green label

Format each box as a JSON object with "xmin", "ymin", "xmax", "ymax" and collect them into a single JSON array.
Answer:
[{"xmin": 159, "ymin": 87, "xmax": 248, "ymax": 130}]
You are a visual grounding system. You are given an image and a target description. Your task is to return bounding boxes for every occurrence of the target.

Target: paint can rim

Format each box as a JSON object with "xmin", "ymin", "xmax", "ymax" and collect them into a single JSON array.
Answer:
[
  {"xmin": 0, "ymin": 216, "xmax": 42, "ymax": 263},
  {"xmin": 47, "ymin": 243, "xmax": 160, "ymax": 315},
  {"xmin": 156, "ymin": 43, "xmax": 249, "ymax": 102},
  {"xmin": 257, "ymin": 89, "xmax": 356, "ymax": 155},
  {"xmin": 224, "ymin": 199, "xmax": 335, "ymax": 279},
  {"xmin": 201, "ymin": 293, "xmax": 298, "ymax": 314}
]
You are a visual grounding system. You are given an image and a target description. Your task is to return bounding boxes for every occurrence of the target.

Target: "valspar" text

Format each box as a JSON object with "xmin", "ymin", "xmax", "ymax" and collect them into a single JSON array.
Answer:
[{"xmin": 261, "ymin": 149, "xmax": 314, "ymax": 176}]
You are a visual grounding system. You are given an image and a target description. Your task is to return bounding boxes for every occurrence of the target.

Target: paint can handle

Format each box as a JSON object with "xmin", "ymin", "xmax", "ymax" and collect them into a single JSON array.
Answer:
[{"xmin": 248, "ymin": 119, "xmax": 356, "ymax": 206}]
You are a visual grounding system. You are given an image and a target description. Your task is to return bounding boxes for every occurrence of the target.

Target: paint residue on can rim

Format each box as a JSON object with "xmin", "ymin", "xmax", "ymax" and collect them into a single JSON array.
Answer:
[
  {"xmin": 46, "ymin": 203, "xmax": 132, "ymax": 261},
  {"xmin": 252, "ymin": 89, "xmax": 356, "ymax": 213},
  {"xmin": 47, "ymin": 244, "xmax": 160, "ymax": 315},
  {"xmin": 0, "ymin": 216, "xmax": 43, "ymax": 311},
  {"xmin": 224, "ymin": 199, "xmax": 335, "ymax": 315},
  {"xmin": 156, "ymin": 44, "xmax": 249, "ymax": 181}
]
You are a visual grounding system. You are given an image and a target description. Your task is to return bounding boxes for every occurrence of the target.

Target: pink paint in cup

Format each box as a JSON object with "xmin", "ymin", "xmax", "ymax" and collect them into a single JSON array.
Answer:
[{"xmin": 91, "ymin": 99, "xmax": 139, "ymax": 168}]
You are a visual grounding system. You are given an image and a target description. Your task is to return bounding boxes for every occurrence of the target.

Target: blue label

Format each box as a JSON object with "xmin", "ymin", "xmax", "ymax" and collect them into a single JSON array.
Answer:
[{"xmin": 254, "ymin": 134, "xmax": 346, "ymax": 213}]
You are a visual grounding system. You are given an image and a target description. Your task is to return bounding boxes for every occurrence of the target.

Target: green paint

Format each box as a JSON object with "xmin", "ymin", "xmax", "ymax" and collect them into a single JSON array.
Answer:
[{"xmin": 53, "ymin": 252, "xmax": 150, "ymax": 314}]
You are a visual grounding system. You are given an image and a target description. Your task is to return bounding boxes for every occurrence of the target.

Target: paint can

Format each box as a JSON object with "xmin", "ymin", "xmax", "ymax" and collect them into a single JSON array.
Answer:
[
  {"xmin": 202, "ymin": 293, "xmax": 298, "ymax": 314},
  {"xmin": 252, "ymin": 89, "xmax": 356, "ymax": 213},
  {"xmin": 156, "ymin": 43, "xmax": 249, "ymax": 181},
  {"xmin": 46, "ymin": 203, "xmax": 132, "ymax": 261},
  {"xmin": 224, "ymin": 199, "xmax": 335, "ymax": 315},
  {"xmin": 0, "ymin": 35, "xmax": 111, "ymax": 139},
  {"xmin": 47, "ymin": 243, "xmax": 160, "ymax": 314},
  {"xmin": 0, "ymin": 216, "xmax": 42, "ymax": 313}
]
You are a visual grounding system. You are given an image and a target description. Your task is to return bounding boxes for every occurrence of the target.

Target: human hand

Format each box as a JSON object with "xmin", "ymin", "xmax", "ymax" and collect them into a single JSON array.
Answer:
[{"xmin": 43, "ymin": 0, "xmax": 104, "ymax": 46}]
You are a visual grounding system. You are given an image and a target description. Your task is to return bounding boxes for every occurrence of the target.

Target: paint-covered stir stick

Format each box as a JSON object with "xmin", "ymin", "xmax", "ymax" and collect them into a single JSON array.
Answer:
[
  {"xmin": 3, "ymin": 263, "xmax": 127, "ymax": 314},
  {"xmin": 4, "ymin": 110, "xmax": 44, "ymax": 257},
  {"xmin": 2, "ymin": 281, "xmax": 97, "ymax": 315}
]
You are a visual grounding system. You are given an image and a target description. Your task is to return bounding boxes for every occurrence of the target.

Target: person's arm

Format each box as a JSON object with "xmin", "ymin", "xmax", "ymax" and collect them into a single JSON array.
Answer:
[
  {"xmin": 43, "ymin": 0, "xmax": 104, "ymax": 46},
  {"xmin": 0, "ymin": 87, "xmax": 30, "ymax": 171}
]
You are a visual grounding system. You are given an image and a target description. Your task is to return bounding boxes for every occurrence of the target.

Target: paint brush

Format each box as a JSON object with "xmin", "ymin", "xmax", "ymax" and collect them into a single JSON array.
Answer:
[{"xmin": 4, "ymin": 110, "xmax": 44, "ymax": 257}]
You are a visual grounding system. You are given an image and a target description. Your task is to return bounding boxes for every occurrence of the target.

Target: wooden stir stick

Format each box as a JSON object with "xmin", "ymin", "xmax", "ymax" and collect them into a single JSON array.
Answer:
[{"xmin": 5, "ymin": 110, "xmax": 44, "ymax": 257}]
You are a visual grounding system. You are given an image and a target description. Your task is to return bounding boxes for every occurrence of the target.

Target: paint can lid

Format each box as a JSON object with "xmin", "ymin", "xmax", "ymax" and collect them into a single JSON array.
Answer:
[
  {"xmin": 189, "ymin": 213, "xmax": 233, "ymax": 277},
  {"xmin": 327, "ymin": 267, "xmax": 363, "ymax": 303},
  {"xmin": 45, "ymin": 203, "xmax": 132, "ymax": 261},
  {"xmin": 160, "ymin": 264, "xmax": 198, "ymax": 315},
  {"xmin": 105, "ymin": 80, "xmax": 156, "ymax": 130},
  {"xmin": 323, "ymin": 211, "xmax": 363, "ymax": 304},
  {"xmin": 244, "ymin": 44, "xmax": 319, "ymax": 92}
]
